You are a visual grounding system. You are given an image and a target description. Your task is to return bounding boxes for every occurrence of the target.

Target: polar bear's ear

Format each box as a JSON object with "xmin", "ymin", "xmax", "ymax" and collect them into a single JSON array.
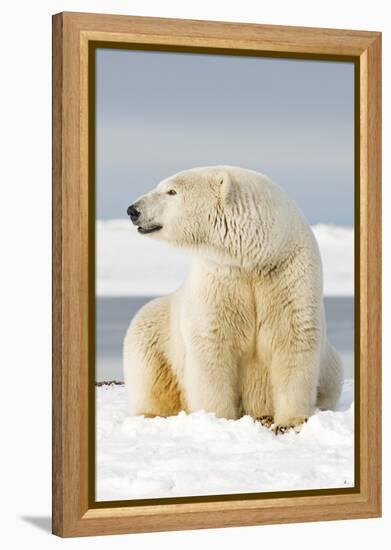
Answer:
[{"xmin": 216, "ymin": 171, "xmax": 232, "ymax": 202}]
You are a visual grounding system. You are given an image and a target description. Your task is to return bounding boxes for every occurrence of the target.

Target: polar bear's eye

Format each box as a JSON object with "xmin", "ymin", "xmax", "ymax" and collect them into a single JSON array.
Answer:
[{"xmin": 167, "ymin": 189, "xmax": 177, "ymax": 196}]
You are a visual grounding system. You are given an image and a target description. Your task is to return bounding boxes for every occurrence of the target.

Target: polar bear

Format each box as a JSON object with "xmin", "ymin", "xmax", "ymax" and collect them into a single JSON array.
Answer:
[{"xmin": 123, "ymin": 166, "xmax": 343, "ymax": 432}]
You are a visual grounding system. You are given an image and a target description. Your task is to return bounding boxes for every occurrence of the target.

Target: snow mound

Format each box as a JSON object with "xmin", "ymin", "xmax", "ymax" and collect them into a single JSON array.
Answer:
[
  {"xmin": 96, "ymin": 220, "xmax": 353, "ymax": 297},
  {"xmin": 96, "ymin": 380, "xmax": 354, "ymax": 501},
  {"xmin": 311, "ymin": 224, "xmax": 354, "ymax": 297}
]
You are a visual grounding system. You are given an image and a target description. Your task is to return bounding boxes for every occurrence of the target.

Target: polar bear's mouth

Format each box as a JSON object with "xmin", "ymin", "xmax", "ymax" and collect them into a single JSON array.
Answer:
[{"xmin": 137, "ymin": 224, "xmax": 162, "ymax": 235}]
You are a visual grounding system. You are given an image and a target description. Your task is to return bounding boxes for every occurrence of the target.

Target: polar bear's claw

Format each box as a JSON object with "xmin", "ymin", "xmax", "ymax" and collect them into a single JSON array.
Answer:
[
  {"xmin": 272, "ymin": 417, "xmax": 308, "ymax": 435},
  {"xmin": 257, "ymin": 416, "xmax": 274, "ymax": 428}
]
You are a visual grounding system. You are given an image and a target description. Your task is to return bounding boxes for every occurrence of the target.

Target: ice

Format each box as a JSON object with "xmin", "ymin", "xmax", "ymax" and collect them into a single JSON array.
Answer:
[{"xmin": 96, "ymin": 220, "xmax": 353, "ymax": 297}]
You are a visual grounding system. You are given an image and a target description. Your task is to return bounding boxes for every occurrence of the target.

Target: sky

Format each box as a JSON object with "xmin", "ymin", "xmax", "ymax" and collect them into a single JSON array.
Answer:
[{"xmin": 96, "ymin": 48, "xmax": 355, "ymax": 225}]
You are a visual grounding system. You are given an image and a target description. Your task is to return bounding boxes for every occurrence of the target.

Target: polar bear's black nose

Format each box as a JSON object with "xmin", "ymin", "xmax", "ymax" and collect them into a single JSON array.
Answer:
[{"xmin": 127, "ymin": 204, "xmax": 140, "ymax": 221}]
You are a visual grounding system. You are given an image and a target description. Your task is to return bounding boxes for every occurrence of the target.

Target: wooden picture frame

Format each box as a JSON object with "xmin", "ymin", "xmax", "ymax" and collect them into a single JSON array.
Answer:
[{"xmin": 52, "ymin": 11, "xmax": 381, "ymax": 537}]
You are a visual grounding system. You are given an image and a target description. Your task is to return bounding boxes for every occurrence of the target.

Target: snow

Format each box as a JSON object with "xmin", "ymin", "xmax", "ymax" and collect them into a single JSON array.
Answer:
[
  {"xmin": 96, "ymin": 380, "xmax": 354, "ymax": 501},
  {"xmin": 312, "ymin": 224, "xmax": 354, "ymax": 297},
  {"xmin": 96, "ymin": 219, "xmax": 191, "ymax": 297},
  {"xmin": 96, "ymin": 220, "xmax": 354, "ymax": 297}
]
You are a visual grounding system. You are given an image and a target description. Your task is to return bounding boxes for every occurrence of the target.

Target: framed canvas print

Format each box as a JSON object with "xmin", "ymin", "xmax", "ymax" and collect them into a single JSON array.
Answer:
[{"xmin": 52, "ymin": 12, "xmax": 381, "ymax": 537}]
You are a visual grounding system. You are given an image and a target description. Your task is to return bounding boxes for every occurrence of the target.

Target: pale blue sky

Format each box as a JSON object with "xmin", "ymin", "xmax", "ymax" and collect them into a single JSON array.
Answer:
[{"xmin": 96, "ymin": 49, "xmax": 354, "ymax": 225}]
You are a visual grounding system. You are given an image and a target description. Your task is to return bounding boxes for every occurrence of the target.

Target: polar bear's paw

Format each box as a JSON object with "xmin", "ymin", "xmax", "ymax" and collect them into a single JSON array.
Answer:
[
  {"xmin": 256, "ymin": 415, "xmax": 274, "ymax": 429},
  {"xmin": 272, "ymin": 417, "xmax": 308, "ymax": 435}
]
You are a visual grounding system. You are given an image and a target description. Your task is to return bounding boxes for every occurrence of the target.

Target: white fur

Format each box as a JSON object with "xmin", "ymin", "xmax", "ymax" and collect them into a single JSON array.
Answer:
[{"xmin": 123, "ymin": 166, "xmax": 343, "ymax": 429}]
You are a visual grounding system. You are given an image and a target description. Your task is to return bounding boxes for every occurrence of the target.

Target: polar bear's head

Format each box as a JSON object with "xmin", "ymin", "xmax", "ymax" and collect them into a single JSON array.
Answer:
[
  {"xmin": 127, "ymin": 167, "xmax": 233, "ymax": 243},
  {"xmin": 127, "ymin": 166, "xmax": 293, "ymax": 267}
]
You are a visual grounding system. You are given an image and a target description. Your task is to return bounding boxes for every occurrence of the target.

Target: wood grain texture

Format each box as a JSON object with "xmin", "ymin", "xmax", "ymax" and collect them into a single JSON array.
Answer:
[
  {"xmin": 52, "ymin": 12, "xmax": 63, "ymax": 537},
  {"xmin": 52, "ymin": 12, "xmax": 382, "ymax": 538},
  {"xmin": 52, "ymin": 12, "xmax": 86, "ymax": 536},
  {"xmin": 66, "ymin": 11, "xmax": 378, "ymax": 55},
  {"xmin": 359, "ymin": 34, "xmax": 382, "ymax": 514}
]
